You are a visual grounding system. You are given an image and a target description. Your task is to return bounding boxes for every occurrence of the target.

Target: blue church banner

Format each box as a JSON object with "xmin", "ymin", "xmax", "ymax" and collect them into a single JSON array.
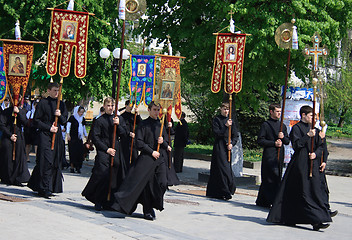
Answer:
[
  {"xmin": 0, "ymin": 47, "xmax": 8, "ymax": 102},
  {"xmin": 129, "ymin": 55, "xmax": 156, "ymax": 106}
]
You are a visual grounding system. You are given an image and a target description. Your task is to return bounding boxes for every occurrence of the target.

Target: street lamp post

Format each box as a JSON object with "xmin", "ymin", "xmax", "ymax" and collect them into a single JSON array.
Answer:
[{"xmin": 99, "ymin": 47, "xmax": 130, "ymax": 99}]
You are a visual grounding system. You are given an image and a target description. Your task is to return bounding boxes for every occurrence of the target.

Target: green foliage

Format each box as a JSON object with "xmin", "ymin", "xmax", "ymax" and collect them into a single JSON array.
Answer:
[
  {"xmin": 134, "ymin": 0, "xmax": 352, "ymax": 146},
  {"xmin": 243, "ymin": 148, "xmax": 262, "ymax": 162},
  {"xmin": 325, "ymin": 39, "xmax": 352, "ymax": 127},
  {"xmin": 326, "ymin": 124, "xmax": 352, "ymax": 138}
]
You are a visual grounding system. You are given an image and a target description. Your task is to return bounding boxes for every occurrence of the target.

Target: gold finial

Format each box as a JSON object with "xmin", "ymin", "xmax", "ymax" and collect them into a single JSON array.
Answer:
[
  {"xmin": 162, "ymin": 108, "xmax": 167, "ymax": 114},
  {"xmin": 291, "ymin": 18, "xmax": 296, "ymax": 24},
  {"xmin": 50, "ymin": 77, "xmax": 54, "ymax": 83},
  {"xmin": 166, "ymin": 35, "xmax": 171, "ymax": 43},
  {"xmin": 312, "ymin": 78, "xmax": 318, "ymax": 86}
]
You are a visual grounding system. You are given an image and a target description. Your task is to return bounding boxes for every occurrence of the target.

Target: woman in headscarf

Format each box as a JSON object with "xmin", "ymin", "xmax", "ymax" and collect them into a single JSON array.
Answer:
[{"xmin": 66, "ymin": 106, "xmax": 87, "ymax": 173}]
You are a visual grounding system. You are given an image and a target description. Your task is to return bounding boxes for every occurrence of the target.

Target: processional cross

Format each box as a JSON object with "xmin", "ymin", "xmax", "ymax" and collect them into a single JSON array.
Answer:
[{"xmin": 304, "ymin": 32, "xmax": 329, "ymax": 73}]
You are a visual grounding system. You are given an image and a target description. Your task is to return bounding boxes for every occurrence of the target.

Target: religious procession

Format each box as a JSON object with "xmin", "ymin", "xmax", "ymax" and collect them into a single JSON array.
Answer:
[{"xmin": 1, "ymin": 1, "xmax": 352, "ymax": 239}]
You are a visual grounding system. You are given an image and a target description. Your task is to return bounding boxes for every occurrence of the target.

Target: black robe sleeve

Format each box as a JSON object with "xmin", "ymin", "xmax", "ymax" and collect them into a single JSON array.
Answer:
[
  {"xmin": 135, "ymin": 122, "xmax": 154, "ymax": 155},
  {"xmin": 0, "ymin": 109, "xmax": 12, "ymax": 138},
  {"xmin": 92, "ymin": 118, "xmax": 109, "ymax": 152}
]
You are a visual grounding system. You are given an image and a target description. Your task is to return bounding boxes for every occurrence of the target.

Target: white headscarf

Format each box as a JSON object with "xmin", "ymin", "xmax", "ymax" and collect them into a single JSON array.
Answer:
[
  {"xmin": 1, "ymin": 101, "xmax": 10, "ymax": 110},
  {"xmin": 73, "ymin": 106, "xmax": 86, "ymax": 139}
]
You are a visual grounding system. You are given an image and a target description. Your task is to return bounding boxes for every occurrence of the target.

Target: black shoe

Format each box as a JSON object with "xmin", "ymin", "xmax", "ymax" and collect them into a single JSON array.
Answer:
[
  {"xmin": 95, "ymin": 203, "xmax": 103, "ymax": 211},
  {"xmin": 144, "ymin": 213, "xmax": 154, "ymax": 221},
  {"xmin": 76, "ymin": 169, "xmax": 81, "ymax": 174},
  {"xmin": 312, "ymin": 223, "xmax": 330, "ymax": 231},
  {"xmin": 14, "ymin": 182, "xmax": 25, "ymax": 187},
  {"xmin": 150, "ymin": 209, "xmax": 156, "ymax": 218},
  {"xmin": 329, "ymin": 210, "xmax": 338, "ymax": 217},
  {"xmin": 70, "ymin": 168, "xmax": 75, "ymax": 173},
  {"xmin": 38, "ymin": 190, "xmax": 52, "ymax": 199}
]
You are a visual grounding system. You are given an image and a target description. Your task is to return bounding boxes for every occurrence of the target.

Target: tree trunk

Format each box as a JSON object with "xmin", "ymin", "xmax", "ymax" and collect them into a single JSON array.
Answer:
[{"xmin": 337, "ymin": 106, "xmax": 348, "ymax": 127}]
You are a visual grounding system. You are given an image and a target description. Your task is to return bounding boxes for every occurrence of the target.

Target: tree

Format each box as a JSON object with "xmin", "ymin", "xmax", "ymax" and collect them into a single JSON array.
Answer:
[
  {"xmin": 325, "ymin": 38, "xmax": 352, "ymax": 127},
  {"xmin": 0, "ymin": 0, "xmax": 142, "ymax": 107},
  {"xmin": 135, "ymin": 0, "xmax": 352, "ymax": 145}
]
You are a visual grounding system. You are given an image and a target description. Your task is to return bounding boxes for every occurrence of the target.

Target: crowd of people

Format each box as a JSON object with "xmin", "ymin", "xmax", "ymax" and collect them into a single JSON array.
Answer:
[{"xmin": 0, "ymin": 83, "xmax": 336, "ymax": 229}]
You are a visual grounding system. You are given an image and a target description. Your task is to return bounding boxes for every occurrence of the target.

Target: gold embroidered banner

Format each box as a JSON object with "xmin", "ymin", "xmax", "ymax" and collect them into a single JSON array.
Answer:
[
  {"xmin": 155, "ymin": 54, "xmax": 185, "ymax": 120},
  {"xmin": 211, "ymin": 33, "xmax": 247, "ymax": 94},
  {"xmin": 46, "ymin": 9, "xmax": 90, "ymax": 78},
  {"xmin": 1, "ymin": 40, "xmax": 37, "ymax": 105}
]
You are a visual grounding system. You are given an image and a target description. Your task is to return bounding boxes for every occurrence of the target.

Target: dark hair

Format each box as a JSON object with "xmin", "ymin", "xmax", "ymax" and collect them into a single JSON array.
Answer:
[
  {"xmin": 147, "ymin": 101, "xmax": 160, "ymax": 110},
  {"xmin": 100, "ymin": 106, "xmax": 105, "ymax": 112},
  {"xmin": 269, "ymin": 103, "xmax": 281, "ymax": 112},
  {"xmin": 78, "ymin": 106, "xmax": 85, "ymax": 112},
  {"xmin": 299, "ymin": 105, "xmax": 313, "ymax": 117},
  {"xmin": 125, "ymin": 100, "xmax": 131, "ymax": 106},
  {"xmin": 47, "ymin": 82, "xmax": 60, "ymax": 90},
  {"xmin": 221, "ymin": 102, "xmax": 229, "ymax": 109},
  {"xmin": 103, "ymin": 97, "xmax": 114, "ymax": 105}
]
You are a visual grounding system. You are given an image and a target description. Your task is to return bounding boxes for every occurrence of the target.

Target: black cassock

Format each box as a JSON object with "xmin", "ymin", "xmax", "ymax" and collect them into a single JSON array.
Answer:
[
  {"xmin": 256, "ymin": 118, "xmax": 290, "ymax": 207},
  {"xmin": 82, "ymin": 114, "xmax": 127, "ymax": 208},
  {"xmin": 112, "ymin": 117, "xmax": 168, "ymax": 215},
  {"xmin": 320, "ymin": 137, "xmax": 330, "ymax": 210},
  {"xmin": 267, "ymin": 121, "xmax": 332, "ymax": 225},
  {"xmin": 120, "ymin": 111, "xmax": 142, "ymax": 169},
  {"xmin": 0, "ymin": 107, "xmax": 30, "ymax": 185},
  {"xmin": 163, "ymin": 117, "xmax": 180, "ymax": 186},
  {"xmin": 173, "ymin": 118, "xmax": 189, "ymax": 173},
  {"xmin": 67, "ymin": 116, "xmax": 86, "ymax": 171},
  {"xmin": 28, "ymin": 97, "xmax": 67, "ymax": 193},
  {"xmin": 206, "ymin": 114, "xmax": 238, "ymax": 200}
]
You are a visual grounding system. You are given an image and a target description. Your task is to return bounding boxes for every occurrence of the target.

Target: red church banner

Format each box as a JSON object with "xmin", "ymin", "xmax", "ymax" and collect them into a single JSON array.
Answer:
[
  {"xmin": 1, "ymin": 40, "xmax": 36, "ymax": 105},
  {"xmin": 211, "ymin": 33, "xmax": 247, "ymax": 94},
  {"xmin": 46, "ymin": 9, "xmax": 90, "ymax": 78},
  {"xmin": 156, "ymin": 54, "xmax": 184, "ymax": 120}
]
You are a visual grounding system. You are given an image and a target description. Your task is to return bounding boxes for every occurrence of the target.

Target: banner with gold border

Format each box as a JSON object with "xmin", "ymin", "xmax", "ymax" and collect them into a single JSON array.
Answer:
[
  {"xmin": 0, "ymin": 40, "xmax": 44, "ymax": 105},
  {"xmin": 155, "ymin": 54, "xmax": 185, "ymax": 120},
  {"xmin": 46, "ymin": 8, "xmax": 90, "ymax": 78},
  {"xmin": 211, "ymin": 33, "xmax": 247, "ymax": 94}
]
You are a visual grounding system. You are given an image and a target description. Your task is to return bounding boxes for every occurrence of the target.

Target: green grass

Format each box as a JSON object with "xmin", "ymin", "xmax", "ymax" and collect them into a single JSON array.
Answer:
[
  {"xmin": 184, "ymin": 143, "xmax": 262, "ymax": 162},
  {"xmin": 185, "ymin": 144, "xmax": 212, "ymax": 155},
  {"xmin": 326, "ymin": 124, "xmax": 352, "ymax": 139}
]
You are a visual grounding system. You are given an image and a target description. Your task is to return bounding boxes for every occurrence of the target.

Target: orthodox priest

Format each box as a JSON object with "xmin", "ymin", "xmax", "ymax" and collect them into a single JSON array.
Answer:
[
  {"xmin": 112, "ymin": 101, "xmax": 169, "ymax": 221},
  {"xmin": 120, "ymin": 100, "xmax": 142, "ymax": 169},
  {"xmin": 256, "ymin": 103, "xmax": 290, "ymax": 208},
  {"xmin": 206, "ymin": 102, "xmax": 238, "ymax": 200},
  {"xmin": 267, "ymin": 105, "xmax": 332, "ymax": 231},
  {"xmin": 0, "ymin": 102, "xmax": 30, "ymax": 186},
  {"xmin": 82, "ymin": 97, "xmax": 127, "ymax": 211},
  {"xmin": 28, "ymin": 82, "xmax": 68, "ymax": 198}
]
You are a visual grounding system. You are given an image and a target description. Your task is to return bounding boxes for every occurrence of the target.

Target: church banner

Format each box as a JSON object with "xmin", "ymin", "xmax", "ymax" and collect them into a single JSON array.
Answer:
[
  {"xmin": 156, "ymin": 54, "xmax": 184, "ymax": 120},
  {"xmin": 211, "ymin": 33, "xmax": 247, "ymax": 94},
  {"xmin": 1, "ymin": 40, "xmax": 35, "ymax": 105},
  {"xmin": 0, "ymin": 47, "xmax": 7, "ymax": 102},
  {"xmin": 46, "ymin": 8, "xmax": 90, "ymax": 78},
  {"xmin": 129, "ymin": 54, "xmax": 156, "ymax": 106}
]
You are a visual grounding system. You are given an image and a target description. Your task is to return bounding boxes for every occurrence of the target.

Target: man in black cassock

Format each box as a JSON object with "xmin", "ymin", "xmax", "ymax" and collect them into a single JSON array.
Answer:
[
  {"xmin": 112, "ymin": 101, "xmax": 168, "ymax": 221},
  {"xmin": 256, "ymin": 103, "xmax": 290, "ymax": 208},
  {"xmin": 120, "ymin": 100, "xmax": 142, "ymax": 169},
  {"xmin": 163, "ymin": 116, "xmax": 180, "ymax": 186},
  {"xmin": 267, "ymin": 105, "xmax": 332, "ymax": 231},
  {"xmin": 0, "ymin": 103, "xmax": 30, "ymax": 186},
  {"xmin": 28, "ymin": 82, "xmax": 68, "ymax": 198},
  {"xmin": 173, "ymin": 111, "xmax": 189, "ymax": 173},
  {"xmin": 82, "ymin": 97, "xmax": 127, "ymax": 211},
  {"xmin": 206, "ymin": 102, "xmax": 238, "ymax": 200},
  {"xmin": 318, "ymin": 129, "xmax": 338, "ymax": 217}
]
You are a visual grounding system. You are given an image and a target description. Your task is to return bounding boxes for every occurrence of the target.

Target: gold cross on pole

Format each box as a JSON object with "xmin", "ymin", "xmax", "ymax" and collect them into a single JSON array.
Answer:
[
  {"xmin": 304, "ymin": 32, "xmax": 329, "ymax": 72},
  {"xmin": 228, "ymin": 10, "xmax": 234, "ymax": 20}
]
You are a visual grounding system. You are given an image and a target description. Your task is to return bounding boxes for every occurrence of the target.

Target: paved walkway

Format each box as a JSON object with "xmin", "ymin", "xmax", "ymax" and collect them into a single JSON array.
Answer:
[{"xmin": 0, "ymin": 152, "xmax": 351, "ymax": 239}]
